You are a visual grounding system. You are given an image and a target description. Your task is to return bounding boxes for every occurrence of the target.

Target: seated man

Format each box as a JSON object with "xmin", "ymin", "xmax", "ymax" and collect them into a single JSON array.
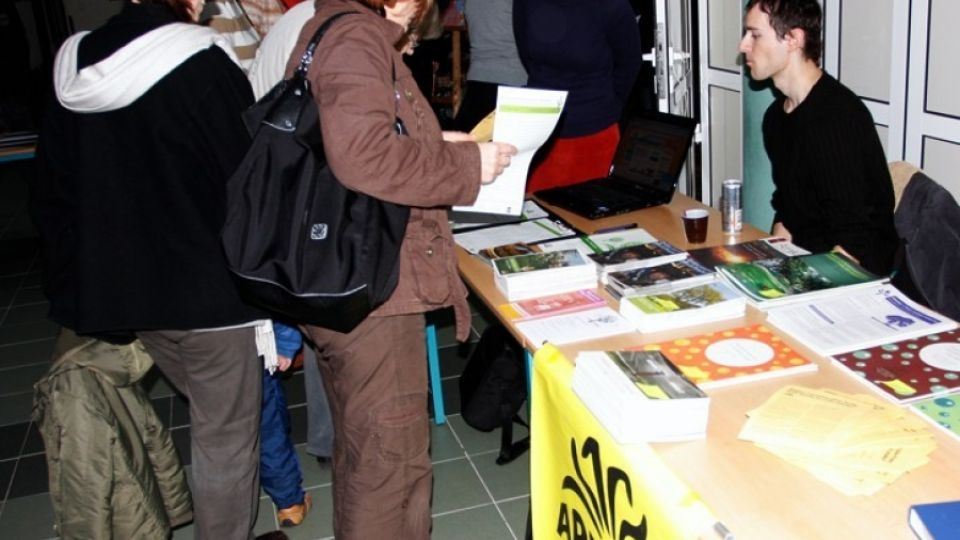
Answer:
[{"xmin": 739, "ymin": 0, "xmax": 898, "ymax": 275}]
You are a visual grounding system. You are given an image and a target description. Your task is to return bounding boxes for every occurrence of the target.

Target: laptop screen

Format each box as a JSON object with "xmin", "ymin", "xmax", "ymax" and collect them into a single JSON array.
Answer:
[{"xmin": 610, "ymin": 111, "xmax": 697, "ymax": 193}]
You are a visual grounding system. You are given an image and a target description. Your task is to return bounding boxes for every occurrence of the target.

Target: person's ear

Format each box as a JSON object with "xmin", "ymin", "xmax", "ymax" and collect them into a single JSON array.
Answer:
[{"xmin": 785, "ymin": 28, "xmax": 806, "ymax": 53}]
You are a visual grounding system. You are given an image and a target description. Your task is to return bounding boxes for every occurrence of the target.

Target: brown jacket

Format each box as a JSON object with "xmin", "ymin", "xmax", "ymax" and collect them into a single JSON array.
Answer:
[{"xmin": 289, "ymin": 0, "xmax": 481, "ymax": 339}]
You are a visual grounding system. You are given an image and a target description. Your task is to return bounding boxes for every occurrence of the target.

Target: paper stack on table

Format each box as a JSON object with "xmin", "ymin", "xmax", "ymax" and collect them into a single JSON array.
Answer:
[{"xmin": 739, "ymin": 385, "xmax": 938, "ymax": 496}]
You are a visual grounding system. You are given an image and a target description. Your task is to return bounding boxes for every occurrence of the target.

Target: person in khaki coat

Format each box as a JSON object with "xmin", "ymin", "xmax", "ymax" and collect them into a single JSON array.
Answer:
[
  {"xmin": 33, "ymin": 330, "xmax": 192, "ymax": 539},
  {"xmin": 292, "ymin": 0, "xmax": 515, "ymax": 538}
]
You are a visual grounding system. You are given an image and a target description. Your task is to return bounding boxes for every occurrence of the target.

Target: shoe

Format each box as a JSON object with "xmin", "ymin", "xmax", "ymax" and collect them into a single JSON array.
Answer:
[{"xmin": 277, "ymin": 493, "xmax": 312, "ymax": 528}]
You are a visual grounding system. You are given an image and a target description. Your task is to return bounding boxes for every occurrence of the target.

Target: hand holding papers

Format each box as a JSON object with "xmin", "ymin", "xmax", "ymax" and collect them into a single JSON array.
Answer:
[{"xmin": 455, "ymin": 87, "xmax": 568, "ymax": 216}]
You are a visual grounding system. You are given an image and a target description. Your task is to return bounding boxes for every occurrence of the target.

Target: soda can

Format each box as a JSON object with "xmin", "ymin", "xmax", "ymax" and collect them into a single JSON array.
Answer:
[{"xmin": 721, "ymin": 179, "xmax": 743, "ymax": 233}]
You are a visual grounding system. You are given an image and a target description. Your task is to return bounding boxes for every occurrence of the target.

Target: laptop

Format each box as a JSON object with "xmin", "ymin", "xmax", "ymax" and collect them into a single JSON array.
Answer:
[{"xmin": 534, "ymin": 110, "xmax": 697, "ymax": 220}]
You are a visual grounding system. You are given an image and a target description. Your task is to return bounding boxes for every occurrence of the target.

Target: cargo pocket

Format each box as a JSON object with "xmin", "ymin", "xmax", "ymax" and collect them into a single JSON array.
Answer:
[
  {"xmin": 374, "ymin": 394, "xmax": 429, "ymax": 463},
  {"xmin": 409, "ymin": 219, "xmax": 452, "ymax": 305}
]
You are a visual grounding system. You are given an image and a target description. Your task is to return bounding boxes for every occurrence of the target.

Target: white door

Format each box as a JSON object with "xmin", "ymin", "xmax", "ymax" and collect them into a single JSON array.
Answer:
[
  {"xmin": 696, "ymin": 0, "xmax": 742, "ymax": 206},
  {"xmin": 648, "ymin": 0, "xmax": 699, "ymax": 197}
]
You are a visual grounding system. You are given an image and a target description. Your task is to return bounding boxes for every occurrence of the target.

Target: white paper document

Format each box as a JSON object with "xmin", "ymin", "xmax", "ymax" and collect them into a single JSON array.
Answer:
[
  {"xmin": 452, "ymin": 218, "xmax": 575, "ymax": 254},
  {"xmin": 453, "ymin": 86, "xmax": 568, "ymax": 216},
  {"xmin": 765, "ymin": 284, "xmax": 958, "ymax": 356},
  {"xmin": 515, "ymin": 307, "xmax": 636, "ymax": 349}
]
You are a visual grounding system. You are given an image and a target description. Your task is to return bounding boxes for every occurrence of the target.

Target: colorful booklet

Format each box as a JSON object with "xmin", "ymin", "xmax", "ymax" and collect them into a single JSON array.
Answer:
[
  {"xmin": 717, "ymin": 252, "xmax": 884, "ymax": 307},
  {"xmin": 831, "ymin": 329, "xmax": 960, "ymax": 404},
  {"xmin": 687, "ymin": 237, "xmax": 808, "ymax": 270},
  {"xmin": 606, "ymin": 258, "xmax": 715, "ymax": 298},
  {"xmin": 536, "ymin": 228, "xmax": 657, "ymax": 259},
  {"xmin": 587, "ymin": 240, "xmax": 686, "ymax": 279},
  {"xmin": 497, "ymin": 289, "xmax": 606, "ymax": 321},
  {"xmin": 641, "ymin": 324, "xmax": 818, "ymax": 389},
  {"xmin": 618, "ymin": 281, "xmax": 746, "ymax": 333},
  {"xmin": 910, "ymin": 395, "xmax": 960, "ymax": 443}
]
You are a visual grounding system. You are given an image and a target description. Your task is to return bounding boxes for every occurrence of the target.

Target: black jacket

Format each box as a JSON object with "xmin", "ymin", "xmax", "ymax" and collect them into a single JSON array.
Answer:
[
  {"xmin": 894, "ymin": 171, "xmax": 960, "ymax": 321},
  {"xmin": 32, "ymin": 3, "xmax": 263, "ymax": 336}
]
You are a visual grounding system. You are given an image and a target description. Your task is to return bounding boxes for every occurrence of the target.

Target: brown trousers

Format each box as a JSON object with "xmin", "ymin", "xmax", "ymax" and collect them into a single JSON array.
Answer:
[{"xmin": 304, "ymin": 314, "xmax": 431, "ymax": 540}]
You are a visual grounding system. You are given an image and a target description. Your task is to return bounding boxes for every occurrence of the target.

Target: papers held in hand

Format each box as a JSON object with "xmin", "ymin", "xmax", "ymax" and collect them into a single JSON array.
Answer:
[{"xmin": 470, "ymin": 110, "xmax": 495, "ymax": 143}]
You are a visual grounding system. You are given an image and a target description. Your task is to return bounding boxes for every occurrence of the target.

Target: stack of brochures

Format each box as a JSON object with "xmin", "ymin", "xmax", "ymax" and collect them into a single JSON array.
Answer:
[
  {"xmin": 497, "ymin": 289, "xmax": 606, "ymax": 321},
  {"xmin": 765, "ymin": 284, "xmax": 957, "ymax": 357},
  {"xmin": 453, "ymin": 217, "xmax": 575, "ymax": 254},
  {"xmin": 536, "ymin": 227, "xmax": 657, "ymax": 259},
  {"xmin": 716, "ymin": 252, "xmax": 885, "ymax": 308},
  {"xmin": 687, "ymin": 237, "xmax": 808, "ymax": 270},
  {"xmin": 587, "ymin": 240, "xmax": 686, "ymax": 283},
  {"xmin": 572, "ymin": 350, "xmax": 709, "ymax": 443},
  {"xmin": 605, "ymin": 258, "xmax": 715, "ymax": 300},
  {"xmin": 618, "ymin": 281, "xmax": 746, "ymax": 333},
  {"xmin": 492, "ymin": 249, "xmax": 597, "ymax": 301},
  {"xmin": 513, "ymin": 307, "xmax": 636, "ymax": 349},
  {"xmin": 739, "ymin": 385, "xmax": 938, "ymax": 496}
]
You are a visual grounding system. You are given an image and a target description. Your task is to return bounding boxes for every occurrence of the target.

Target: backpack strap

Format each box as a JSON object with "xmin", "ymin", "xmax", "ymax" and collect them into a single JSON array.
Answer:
[{"xmin": 294, "ymin": 11, "xmax": 359, "ymax": 79}]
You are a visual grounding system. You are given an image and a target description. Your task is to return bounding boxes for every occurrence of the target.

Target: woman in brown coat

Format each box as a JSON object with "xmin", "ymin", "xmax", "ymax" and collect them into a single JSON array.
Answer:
[{"xmin": 292, "ymin": 0, "xmax": 515, "ymax": 537}]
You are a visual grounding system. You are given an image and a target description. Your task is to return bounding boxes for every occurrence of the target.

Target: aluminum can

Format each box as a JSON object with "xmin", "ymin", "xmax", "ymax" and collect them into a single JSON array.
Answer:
[{"xmin": 721, "ymin": 179, "xmax": 743, "ymax": 233}]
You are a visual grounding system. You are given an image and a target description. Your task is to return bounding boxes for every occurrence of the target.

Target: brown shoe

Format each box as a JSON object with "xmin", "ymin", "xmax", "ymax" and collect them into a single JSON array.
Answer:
[{"xmin": 277, "ymin": 493, "xmax": 312, "ymax": 528}]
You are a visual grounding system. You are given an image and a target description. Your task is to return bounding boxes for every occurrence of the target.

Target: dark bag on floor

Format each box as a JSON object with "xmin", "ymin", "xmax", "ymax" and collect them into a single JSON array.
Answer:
[
  {"xmin": 222, "ymin": 12, "xmax": 410, "ymax": 333},
  {"xmin": 459, "ymin": 325, "xmax": 529, "ymax": 465}
]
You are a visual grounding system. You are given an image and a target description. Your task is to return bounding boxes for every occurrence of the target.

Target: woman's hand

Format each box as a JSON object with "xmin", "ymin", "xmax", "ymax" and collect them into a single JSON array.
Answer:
[
  {"xmin": 479, "ymin": 142, "xmax": 518, "ymax": 185},
  {"xmin": 277, "ymin": 355, "xmax": 293, "ymax": 372}
]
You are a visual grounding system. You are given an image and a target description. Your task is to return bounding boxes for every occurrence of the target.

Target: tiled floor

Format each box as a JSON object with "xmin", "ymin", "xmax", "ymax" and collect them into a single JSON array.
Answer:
[{"xmin": 0, "ymin": 159, "xmax": 530, "ymax": 538}]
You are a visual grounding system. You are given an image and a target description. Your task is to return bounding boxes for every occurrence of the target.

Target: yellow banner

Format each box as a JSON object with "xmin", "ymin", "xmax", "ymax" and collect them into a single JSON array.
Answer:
[{"xmin": 531, "ymin": 345, "xmax": 720, "ymax": 540}]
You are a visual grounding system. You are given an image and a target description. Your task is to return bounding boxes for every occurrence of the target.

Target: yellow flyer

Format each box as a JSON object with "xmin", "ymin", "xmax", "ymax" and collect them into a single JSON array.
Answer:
[{"xmin": 531, "ymin": 345, "xmax": 720, "ymax": 539}]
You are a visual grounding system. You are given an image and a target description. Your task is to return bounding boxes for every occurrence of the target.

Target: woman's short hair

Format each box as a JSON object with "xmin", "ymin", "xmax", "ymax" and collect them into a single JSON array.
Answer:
[
  {"xmin": 139, "ymin": 0, "xmax": 195, "ymax": 23},
  {"xmin": 746, "ymin": 0, "xmax": 823, "ymax": 65},
  {"xmin": 359, "ymin": 0, "xmax": 434, "ymax": 28}
]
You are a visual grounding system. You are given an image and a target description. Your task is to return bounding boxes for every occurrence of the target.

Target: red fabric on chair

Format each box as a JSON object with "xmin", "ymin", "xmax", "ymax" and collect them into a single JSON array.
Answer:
[{"xmin": 526, "ymin": 123, "xmax": 620, "ymax": 194}]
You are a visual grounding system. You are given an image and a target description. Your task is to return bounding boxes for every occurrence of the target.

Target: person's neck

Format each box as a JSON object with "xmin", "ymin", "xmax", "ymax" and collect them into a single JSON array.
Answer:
[{"xmin": 772, "ymin": 60, "xmax": 822, "ymax": 114}]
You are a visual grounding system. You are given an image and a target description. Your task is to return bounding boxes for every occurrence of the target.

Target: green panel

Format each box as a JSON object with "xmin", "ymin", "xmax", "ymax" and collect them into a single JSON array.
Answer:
[
  {"xmin": 742, "ymin": 77, "xmax": 777, "ymax": 233},
  {"xmin": 740, "ymin": 0, "xmax": 777, "ymax": 233}
]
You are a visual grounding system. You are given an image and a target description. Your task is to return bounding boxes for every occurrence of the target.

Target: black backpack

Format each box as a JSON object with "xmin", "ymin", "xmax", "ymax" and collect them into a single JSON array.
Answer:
[
  {"xmin": 222, "ymin": 12, "xmax": 410, "ymax": 333},
  {"xmin": 459, "ymin": 325, "xmax": 529, "ymax": 465}
]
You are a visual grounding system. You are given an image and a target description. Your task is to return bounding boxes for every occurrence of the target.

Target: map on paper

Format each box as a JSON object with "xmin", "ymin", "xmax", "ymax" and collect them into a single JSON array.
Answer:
[{"xmin": 454, "ymin": 86, "xmax": 568, "ymax": 216}]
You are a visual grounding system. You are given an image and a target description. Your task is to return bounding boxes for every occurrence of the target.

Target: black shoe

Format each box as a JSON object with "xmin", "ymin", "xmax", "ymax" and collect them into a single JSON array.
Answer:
[{"xmin": 255, "ymin": 531, "xmax": 289, "ymax": 540}]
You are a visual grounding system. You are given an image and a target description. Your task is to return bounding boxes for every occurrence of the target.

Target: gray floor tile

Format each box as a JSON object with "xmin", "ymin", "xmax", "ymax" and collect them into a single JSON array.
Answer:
[
  {"xmin": 0, "ymin": 492, "xmax": 57, "ymax": 540},
  {"xmin": 281, "ymin": 369, "xmax": 307, "ymax": 407},
  {"xmin": 0, "ymin": 423, "xmax": 27, "ymax": 460},
  {"xmin": 432, "ymin": 503, "xmax": 515, "ymax": 540},
  {"xmin": 296, "ymin": 444, "xmax": 332, "ymax": 490},
  {"xmin": 471, "ymin": 450, "xmax": 530, "ymax": 501},
  {"xmin": 22, "ymin": 421, "xmax": 44, "ymax": 455},
  {"xmin": 497, "ymin": 497, "xmax": 531, "ymax": 539},
  {"xmin": 0, "ymin": 392, "xmax": 34, "ymax": 426},
  {"xmin": 8, "ymin": 454, "xmax": 49, "ymax": 498},
  {"xmin": 0, "ymin": 363, "xmax": 51, "ymax": 396},
  {"xmin": 447, "ymin": 414, "xmax": 502, "ymax": 455},
  {"xmin": 142, "ymin": 368, "xmax": 176, "ymax": 398},
  {"xmin": 0, "ymin": 319, "xmax": 59, "ymax": 346},
  {"xmin": 438, "ymin": 341, "xmax": 473, "ymax": 378},
  {"xmin": 431, "ymin": 457, "xmax": 491, "ymax": 514},
  {"xmin": 0, "ymin": 459, "xmax": 15, "ymax": 500},
  {"xmin": 1, "ymin": 303, "xmax": 48, "ymax": 326},
  {"xmin": 0, "ymin": 339, "xmax": 54, "ymax": 370},
  {"xmin": 10, "ymin": 287, "xmax": 47, "ymax": 307},
  {"xmin": 430, "ymin": 421, "xmax": 465, "ymax": 462}
]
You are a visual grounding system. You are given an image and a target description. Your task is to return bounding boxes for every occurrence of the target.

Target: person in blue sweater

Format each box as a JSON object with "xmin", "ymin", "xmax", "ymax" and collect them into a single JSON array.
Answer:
[
  {"xmin": 262, "ymin": 321, "xmax": 310, "ymax": 527},
  {"xmin": 514, "ymin": 0, "xmax": 641, "ymax": 193}
]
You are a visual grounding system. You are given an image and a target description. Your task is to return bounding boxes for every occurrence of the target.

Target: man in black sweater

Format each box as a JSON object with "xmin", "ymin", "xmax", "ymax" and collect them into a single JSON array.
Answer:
[{"xmin": 739, "ymin": 0, "xmax": 897, "ymax": 275}]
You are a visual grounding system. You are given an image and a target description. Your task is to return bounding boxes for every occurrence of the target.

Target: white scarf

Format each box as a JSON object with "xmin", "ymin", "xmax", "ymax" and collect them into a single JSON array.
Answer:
[{"xmin": 55, "ymin": 23, "xmax": 240, "ymax": 113}]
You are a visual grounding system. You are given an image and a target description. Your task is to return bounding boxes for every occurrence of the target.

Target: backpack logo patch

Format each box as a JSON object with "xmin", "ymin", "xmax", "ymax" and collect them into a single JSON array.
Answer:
[{"xmin": 310, "ymin": 224, "xmax": 328, "ymax": 240}]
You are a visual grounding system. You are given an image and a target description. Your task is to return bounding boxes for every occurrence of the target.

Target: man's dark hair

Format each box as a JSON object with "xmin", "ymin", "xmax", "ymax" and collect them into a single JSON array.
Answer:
[{"xmin": 746, "ymin": 0, "xmax": 823, "ymax": 64}]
